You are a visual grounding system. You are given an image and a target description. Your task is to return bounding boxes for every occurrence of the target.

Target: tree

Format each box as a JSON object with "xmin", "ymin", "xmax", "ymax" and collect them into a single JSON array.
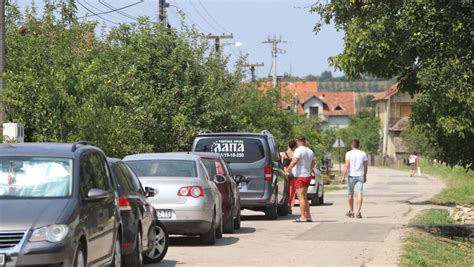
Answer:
[
  {"xmin": 312, "ymin": 1, "xmax": 473, "ymax": 169},
  {"xmin": 320, "ymin": 70, "xmax": 333, "ymax": 81}
]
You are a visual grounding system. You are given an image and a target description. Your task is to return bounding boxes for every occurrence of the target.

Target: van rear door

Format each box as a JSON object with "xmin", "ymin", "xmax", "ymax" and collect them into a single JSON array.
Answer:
[{"xmin": 193, "ymin": 136, "xmax": 269, "ymax": 199}]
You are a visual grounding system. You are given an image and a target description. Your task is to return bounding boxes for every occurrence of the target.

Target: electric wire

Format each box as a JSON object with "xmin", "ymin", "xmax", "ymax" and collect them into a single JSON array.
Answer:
[
  {"xmin": 196, "ymin": 0, "xmax": 230, "ymax": 33},
  {"xmin": 188, "ymin": 0, "xmax": 221, "ymax": 33},
  {"xmin": 77, "ymin": 0, "xmax": 119, "ymax": 24},
  {"xmin": 80, "ymin": 0, "xmax": 144, "ymax": 19},
  {"xmin": 98, "ymin": 0, "xmax": 138, "ymax": 21}
]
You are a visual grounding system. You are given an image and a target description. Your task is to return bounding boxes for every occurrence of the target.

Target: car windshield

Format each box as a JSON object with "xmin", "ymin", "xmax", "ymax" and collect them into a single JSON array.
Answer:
[
  {"xmin": 0, "ymin": 156, "xmax": 73, "ymax": 198},
  {"xmin": 126, "ymin": 160, "xmax": 197, "ymax": 178}
]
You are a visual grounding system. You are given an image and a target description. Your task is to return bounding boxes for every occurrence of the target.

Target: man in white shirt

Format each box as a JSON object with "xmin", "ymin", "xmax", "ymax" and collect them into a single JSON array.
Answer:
[
  {"xmin": 286, "ymin": 135, "xmax": 315, "ymax": 222},
  {"xmin": 341, "ymin": 139, "xmax": 368, "ymax": 219}
]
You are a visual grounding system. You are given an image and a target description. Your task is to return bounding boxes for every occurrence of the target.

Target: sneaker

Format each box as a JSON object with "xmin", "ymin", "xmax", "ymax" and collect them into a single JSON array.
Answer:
[
  {"xmin": 345, "ymin": 211, "xmax": 354, "ymax": 218},
  {"xmin": 356, "ymin": 213, "xmax": 362, "ymax": 219},
  {"xmin": 289, "ymin": 208, "xmax": 293, "ymax": 215}
]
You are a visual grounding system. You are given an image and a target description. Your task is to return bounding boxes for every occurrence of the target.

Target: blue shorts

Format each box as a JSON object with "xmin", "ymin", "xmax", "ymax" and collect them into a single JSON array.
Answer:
[{"xmin": 348, "ymin": 176, "xmax": 364, "ymax": 194}]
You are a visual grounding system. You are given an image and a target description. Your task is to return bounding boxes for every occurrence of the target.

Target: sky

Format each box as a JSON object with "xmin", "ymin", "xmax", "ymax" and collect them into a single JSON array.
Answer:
[{"xmin": 16, "ymin": 0, "xmax": 345, "ymax": 79}]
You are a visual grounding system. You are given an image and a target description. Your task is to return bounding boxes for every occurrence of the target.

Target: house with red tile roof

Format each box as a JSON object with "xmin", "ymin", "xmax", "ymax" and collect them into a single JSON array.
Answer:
[
  {"xmin": 372, "ymin": 83, "xmax": 415, "ymax": 162},
  {"xmin": 258, "ymin": 81, "xmax": 356, "ymax": 129}
]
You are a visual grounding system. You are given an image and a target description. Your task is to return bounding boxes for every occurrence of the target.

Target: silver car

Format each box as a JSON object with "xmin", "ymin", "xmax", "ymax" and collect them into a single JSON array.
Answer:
[{"xmin": 123, "ymin": 153, "xmax": 223, "ymax": 245}]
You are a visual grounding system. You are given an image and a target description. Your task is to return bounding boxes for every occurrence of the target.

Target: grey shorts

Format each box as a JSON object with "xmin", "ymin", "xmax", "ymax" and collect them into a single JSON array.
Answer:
[{"xmin": 348, "ymin": 176, "xmax": 364, "ymax": 194}]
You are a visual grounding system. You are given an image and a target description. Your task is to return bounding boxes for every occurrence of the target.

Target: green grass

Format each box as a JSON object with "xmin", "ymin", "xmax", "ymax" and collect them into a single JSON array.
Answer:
[
  {"xmin": 401, "ymin": 230, "xmax": 474, "ymax": 267},
  {"xmin": 411, "ymin": 209, "xmax": 456, "ymax": 225},
  {"xmin": 324, "ymin": 185, "xmax": 345, "ymax": 192},
  {"xmin": 395, "ymin": 162, "xmax": 474, "ymax": 266}
]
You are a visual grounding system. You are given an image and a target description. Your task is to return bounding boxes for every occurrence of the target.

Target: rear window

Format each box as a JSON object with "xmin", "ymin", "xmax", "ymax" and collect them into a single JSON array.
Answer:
[
  {"xmin": 194, "ymin": 137, "xmax": 265, "ymax": 163},
  {"xmin": 125, "ymin": 160, "xmax": 197, "ymax": 178}
]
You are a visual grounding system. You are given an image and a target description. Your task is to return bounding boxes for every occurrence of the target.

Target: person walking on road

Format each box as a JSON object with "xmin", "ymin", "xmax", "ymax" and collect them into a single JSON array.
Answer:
[
  {"xmin": 408, "ymin": 152, "xmax": 419, "ymax": 177},
  {"xmin": 280, "ymin": 140, "xmax": 297, "ymax": 214},
  {"xmin": 341, "ymin": 139, "xmax": 368, "ymax": 219},
  {"xmin": 286, "ymin": 136, "xmax": 315, "ymax": 222}
]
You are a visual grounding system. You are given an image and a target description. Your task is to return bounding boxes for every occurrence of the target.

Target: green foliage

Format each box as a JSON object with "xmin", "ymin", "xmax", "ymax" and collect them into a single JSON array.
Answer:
[
  {"xmin": 312, "ymin": 1, "xmax": 474, "ymax": 169},
  {"xmin": 401, "ymin": 126, "xmax": 438, "ymax": 159},
  {"xmin": 4, "ymin": 2, "xmax": 325, "ymax": 158}
]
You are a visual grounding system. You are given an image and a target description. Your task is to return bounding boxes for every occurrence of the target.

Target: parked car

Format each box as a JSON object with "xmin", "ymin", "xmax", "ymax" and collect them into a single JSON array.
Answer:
[
  {"xmin": 190, "ymin": 152, "xmax": 242, "ymax": 233},
  {"xmin": 123, "ymin": 153, "xmax": 223, "ymax": 245},
  {"xmin": 192, "ymin": 130, "xmax": 289, "ymax": 220},
  {"xmin": 0, "ymin": 141, "xmax": 121, "ymax": 267},
  {"xmin": 308, "ymin": 165, "xmax": 325, "ymax": 206},
  {"xmin": 108, "ymin": 158, "xmax": 169, "ymax": 265}
]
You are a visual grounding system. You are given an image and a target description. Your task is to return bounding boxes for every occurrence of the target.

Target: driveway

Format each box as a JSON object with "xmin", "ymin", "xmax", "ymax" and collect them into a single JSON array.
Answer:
[{"xmin": 149, "ymin": 166, "xmax": 444, "ymax": 266}]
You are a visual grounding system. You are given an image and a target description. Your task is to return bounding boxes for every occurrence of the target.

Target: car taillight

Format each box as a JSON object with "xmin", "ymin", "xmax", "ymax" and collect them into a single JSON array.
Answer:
[
  {"xmin": 264, "ymin": 163, "xmax": 273, "ymax": 181},
  {"xmin": 118, "ymin": 196, "xmax": 131, "ymax": 210},
  {"xmin": 177, "ymin": 186, "xmax": 204, "ymax": 198}
]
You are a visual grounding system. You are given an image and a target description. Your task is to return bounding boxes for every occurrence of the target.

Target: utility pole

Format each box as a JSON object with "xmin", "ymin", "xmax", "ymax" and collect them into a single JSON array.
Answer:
[
  {"xmin": 262, "ymin": 35, "xmax": 286, "ymax": 88},
  {"xmin": 0, "ymin": 0, "xmax": 6, "ymax": 123},
  {"xmin": 158, "ymin": 0, "xmax": 169, "ymax": 23},
  {"xmin": 243, "ymin": 63, "xmax": 264, "ymax": 82},
  {"xmin": 206, "ymin": 34, "xmax": 233, "ymax": 53}
]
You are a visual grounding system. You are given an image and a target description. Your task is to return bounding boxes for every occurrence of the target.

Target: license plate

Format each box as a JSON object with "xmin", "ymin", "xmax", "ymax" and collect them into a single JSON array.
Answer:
[
  {"xmin": 0, "ymin": 254, "xmax": 5, "ymax": 265},
  {"xmin": 157, "ymin": 209, "xmax": 172, "ymax": 219}
]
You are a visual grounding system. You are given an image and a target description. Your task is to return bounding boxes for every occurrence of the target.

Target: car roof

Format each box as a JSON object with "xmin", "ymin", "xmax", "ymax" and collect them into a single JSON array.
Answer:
[
  {"xmin": 196, "ymin": 132, "xmax": 270, "ymax": 138},
  {"xmin": 123, "ymin": 152, "xmax": 201, "ymax": 161},
  {"xmin": 188, "ymin": 152, "xmax": 221, "ymax": 159},
  {"xmin": 0, "ymin": 142, "xmax": 99, "ymax": 157}
]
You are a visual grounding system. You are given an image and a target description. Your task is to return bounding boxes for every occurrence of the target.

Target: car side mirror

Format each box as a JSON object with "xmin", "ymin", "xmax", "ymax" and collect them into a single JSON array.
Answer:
[
  {"xmin": 234, "ymin": 174, "xmax": 246, "ymax": 184},
  {"xmin": 214, "ymin": 175, "xmax": 226, "ymax": 183},
  {"xmin": 145, "ymin": 186, "xmax": 157, "ymax": 198},
  {"xmin": 87, "ymin": 188, "xmax": 109, "ymax": 201}
]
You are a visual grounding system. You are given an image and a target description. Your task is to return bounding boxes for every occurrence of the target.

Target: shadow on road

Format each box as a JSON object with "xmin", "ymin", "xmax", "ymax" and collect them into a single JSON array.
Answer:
[
  {"xmin": 234, "ymin": 227, "xmax": 256, "ymax": 234},
  {"xmin": 145, "ymin": 259, "xmax": 179, "ymax": 267},
  {"xmin": 363, "ymin": 216, "xmax": 389, "ymax": 219},
  {"xmin": 169, "ymin": 236, "xmax": 239, "ymax": 247},
  {"xmin": 241, "ymin": 214, "xmax": 300, "ymax": 221},
  {"xmin": 399, "ymin": 200, "xmax": 455, "ymax": 207}
]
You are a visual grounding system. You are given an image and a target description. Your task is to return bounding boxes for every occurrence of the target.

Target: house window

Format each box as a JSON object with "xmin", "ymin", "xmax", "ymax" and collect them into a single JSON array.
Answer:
[
  {"xmin": 334, "ymin": 104, "xmax": 344, "ymax": 111},
  {"xmin": 309, "ymin": 106, "xmax": 319, "ymax": 116}
]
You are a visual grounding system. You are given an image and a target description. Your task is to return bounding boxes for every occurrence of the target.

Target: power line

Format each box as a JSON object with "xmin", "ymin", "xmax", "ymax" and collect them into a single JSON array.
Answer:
[
  {"xmin": 188, "ymin": 0, "xmax": 221, "ymax": 33},
  {"xmin": 80, "ymin": 0, "xmax": 123, "ymax": 21},
  {"xmin": 79, "ymin": 0, "xmax": 144, "ymax": 19},
  {"xmin": 263, "ymin": 35, "xmax": 286, "ymax": 87},
  {"xmin": 196, "ymin": 0, "xmax": 229, "ymax": 33},
  {"xmin": 77, "ymin": 0, "xmax": 119, "ymax": 24},
  {"xmin": 171, "ymin": 0, "xmax": 209, "ymax": 33},
  {"xmin": 98, "ymin": 0, "xmax": 138, "ymax": 21}
]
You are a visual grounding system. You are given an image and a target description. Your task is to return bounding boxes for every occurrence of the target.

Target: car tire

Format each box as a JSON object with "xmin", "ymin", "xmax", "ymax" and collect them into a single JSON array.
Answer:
[
  {"xmin": 111, "ymin": 238, "xmax": 122, "ymax": 267},
  {"xmin": 122, "ymin": 230, "xmax": 143, "ymax": 267},
  {"xmin": 144, "ymin": 221, "xmax": 169, "ymax": 264},
  {"xmin": 73, "ymin": 243, "xmax": 86, "ymax": 267},
  {"xmin": 319, "ymin": 192, "xmax": 324, "ymax": 205},
  {"xmin": 277, "ymin": 196, "xmax": 289, "ymax": 216},
  {"xmin": 200, "ymin": 214, "xmax": 216, "ymax": 245},
  {"xmin": 310, "ymin": 186, "xmax": 319, "ymax": 206},
  {"xmin": 223, "ymin": 213, "xmax": 235, "ymax": 234},
  {"xmin": 216, "ymin": 214, "xmax": 223, "ymax": 239},
  {"xmin": 264, "ymin": 191, "xmax": 278, "ymax": 220},
  {"xmin": 234, "ymin": 208, "xmax": 241, "ymax": 230}
]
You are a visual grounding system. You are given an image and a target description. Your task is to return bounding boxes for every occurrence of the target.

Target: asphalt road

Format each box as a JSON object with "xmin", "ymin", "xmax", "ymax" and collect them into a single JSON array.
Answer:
[{"xmin": 148, "ymin": 166, "xmax": 444, "ymax": 267}]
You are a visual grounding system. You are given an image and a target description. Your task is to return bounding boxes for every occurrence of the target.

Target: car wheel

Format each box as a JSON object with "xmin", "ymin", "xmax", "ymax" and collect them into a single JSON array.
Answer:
[
  {"xmin": 73, "ymin": 243, "xmax": 86, "ymax": 267},
  {"xmin": 277, "ymin": 196, "xmax": 289, "ymax": 216},
  {"xmin": 122, "ymin": 230, "xmax": 143, "ymax": 267},
  {"xmin": 144, "ymin": 221, "xmax": 169, "ymax": 264},
  {"xmin": 319, "ymin": 192, "xmax": 324, "ymax": 205},
  {"xmin": 234, "ymin": 208, "xmax": 241, "ymax": 230},
  {"xmin": 223, "ymin": 213, "xmax": 235, "ymax": 234},
  {"xmin": 200, "ymin": 214, "xmax": 216, "ymax": 245},
  {"xmin": 111, "ymin": 238, "xmax": 121, "ymax": 267},
  {"xmin": 216, "ymin": 214, "xmax": 223, "ymax": 239},
  {"xmin": 264, "ymin": 191, "xmax": 278, "ymax": 220},
  {"xmin": 310, "ymin": 186, "xmax": 319, "ymax": 206}
]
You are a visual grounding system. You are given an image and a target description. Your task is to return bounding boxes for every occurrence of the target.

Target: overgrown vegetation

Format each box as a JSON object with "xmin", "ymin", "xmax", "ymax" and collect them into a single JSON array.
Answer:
[
  {"xmin": 411, "ymin": 209, "xmax": 456, "ymax": 225},
  {"xmin": 4, "ymin": 1, "xmax": 323, "ymax": 157},
  {"xmin": 312, "ymin": 1, "xmax": 474, "ymax": 169}
]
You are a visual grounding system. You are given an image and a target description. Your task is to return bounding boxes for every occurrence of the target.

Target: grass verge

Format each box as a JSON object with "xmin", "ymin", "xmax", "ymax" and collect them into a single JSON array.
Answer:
[{"xmin": 397, "ymin": 161, "xmax": 474, "ymax": 266}]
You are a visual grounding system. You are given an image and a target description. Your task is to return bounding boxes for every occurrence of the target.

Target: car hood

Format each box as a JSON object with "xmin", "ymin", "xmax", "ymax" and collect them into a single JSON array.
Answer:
[{"xmin": 0, "ymin": 199, "xmax": 70, "ymax": 231}]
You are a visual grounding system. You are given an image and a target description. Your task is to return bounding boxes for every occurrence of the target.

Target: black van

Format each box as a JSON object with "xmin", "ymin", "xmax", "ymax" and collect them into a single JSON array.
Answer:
[{"xmin": 192, "ymin": 131, "xmax": 289, "ymax": 220}]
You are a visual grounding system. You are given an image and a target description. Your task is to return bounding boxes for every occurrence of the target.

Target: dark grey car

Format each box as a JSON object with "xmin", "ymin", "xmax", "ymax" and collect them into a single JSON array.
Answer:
[
  {"xmin": 192, "ymin": 131, "xmax": 289, "ymax": 220},
  {"xmin": 0, "ymin": 142, "xmax": 121, "ymax": 267},
  {"xmin": 108, "ymin": 158, "xmax": 169, "ymax": 266}
]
